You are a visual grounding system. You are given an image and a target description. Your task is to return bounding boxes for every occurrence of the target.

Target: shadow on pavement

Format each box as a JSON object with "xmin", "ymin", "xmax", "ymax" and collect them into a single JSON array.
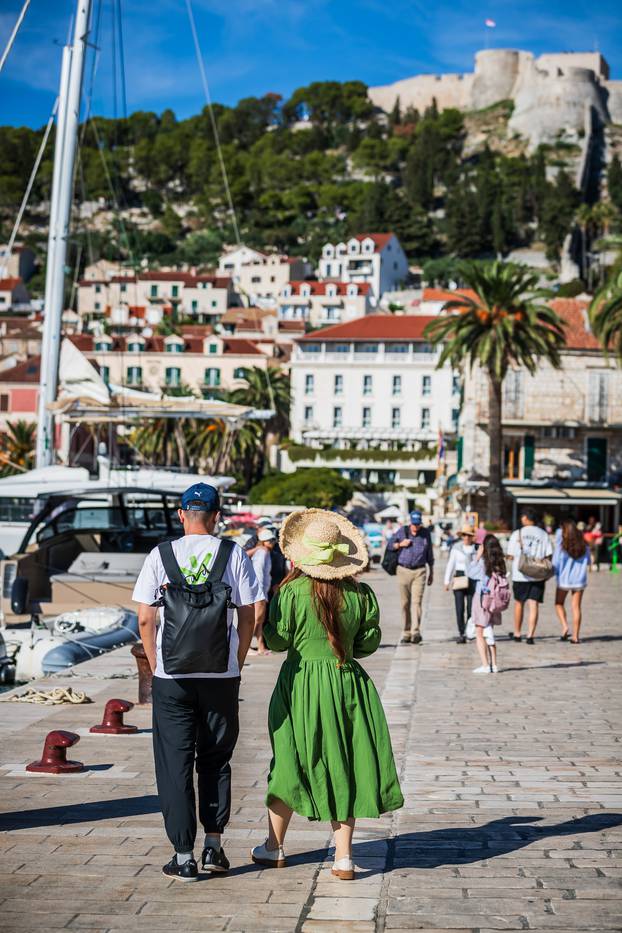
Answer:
[
  {"xmin": 500, "ymin": 661, "xmax": 606, "ymax": 672},
  {"xmin": 0, "ymin": 794, "xmax": 161, "ymax": 830},
  {"xmin": 229, "ymin": 812, "xmax": 622, "ymax": 878}
]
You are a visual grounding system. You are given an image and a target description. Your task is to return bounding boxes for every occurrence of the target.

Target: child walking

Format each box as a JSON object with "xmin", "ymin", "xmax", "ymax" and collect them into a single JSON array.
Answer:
[
  {"xmin": 467, "ymin": 533, "xmax": 510, "ymax": 674},
  {"xmin": 251, "ymin": 509, "xmax": 403, "ymax": 880}
]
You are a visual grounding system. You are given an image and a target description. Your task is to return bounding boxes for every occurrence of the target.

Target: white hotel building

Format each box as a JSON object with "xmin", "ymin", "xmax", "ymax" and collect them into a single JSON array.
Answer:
[
  {"xmin": 318, "ymin": 233, "xmax": 409, "ymax": 303},
  {"xmin": 284, "ymin": 315, "xmax": 460, "ymax": 490}
]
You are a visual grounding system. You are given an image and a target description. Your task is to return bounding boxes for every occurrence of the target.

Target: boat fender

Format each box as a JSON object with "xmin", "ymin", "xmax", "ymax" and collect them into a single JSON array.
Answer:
[{"xmin": 11, "ymin": 576, "xmax": 29, "ymax": 615}]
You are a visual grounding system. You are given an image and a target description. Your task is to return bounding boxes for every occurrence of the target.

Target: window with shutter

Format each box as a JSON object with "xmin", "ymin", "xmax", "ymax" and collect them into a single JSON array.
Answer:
[
  {"xmin": 503, "ymin": 370, "xmax": 524, "ymax": 419},
  {"xmin": 587, "ymin": 372, "xmax": 609, "ymax": 423}
]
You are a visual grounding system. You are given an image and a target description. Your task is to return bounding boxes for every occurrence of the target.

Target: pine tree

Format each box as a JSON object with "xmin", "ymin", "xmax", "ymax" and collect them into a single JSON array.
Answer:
[
  {"xmin": 608, "ymin": 154, "xmax": 622, "ymax": 214},
  {"xmin": 389, "ymin": 96, "xmax": 401, "ymax": 128}
]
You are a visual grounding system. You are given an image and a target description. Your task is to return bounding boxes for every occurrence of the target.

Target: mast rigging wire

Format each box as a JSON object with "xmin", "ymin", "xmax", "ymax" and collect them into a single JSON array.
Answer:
[
  {"xmin": 1, "ymin": 99, "xmax": 58, "ymax": 278},
  {"xmin": 185, "ymin": 0, "xmax": 241, "ymax": 246},
  {"xmin": 0, "ymin": 0, "xmax": 31, "ymax": 75}
]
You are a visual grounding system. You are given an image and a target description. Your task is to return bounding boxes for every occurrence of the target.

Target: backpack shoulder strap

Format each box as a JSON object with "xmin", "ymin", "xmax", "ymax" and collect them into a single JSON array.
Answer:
[
  {"xmin": 158, "ymin": 540, "xmax": 185, "ymax": 585},
  {"xmin": 208, "ymin": 538, "xmax": 234, "ymax": 583}
]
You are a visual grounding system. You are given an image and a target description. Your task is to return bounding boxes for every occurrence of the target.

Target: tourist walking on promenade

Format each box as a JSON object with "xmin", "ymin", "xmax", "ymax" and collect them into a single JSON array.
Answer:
[
  {"xmin": 585, "ymin": 516, "xmax": 603, "ymax": 572},
  {"xmin": 444, "ymin": 525, "xmax": 476, "ymax": 643},
  {"xmin": 468, "ymin": 533, "xmax": 510, "ymax": 674},
  {"xmin": 244, "ymin": 529, "xmax": 276, "ymax": 654},
  {"xmin": 506, "ymin": 508, "xmax": 553, "ymax": 644},
  {"xmin": 133, "ymin": 483, "xmax": 262, "ymax": 882},
  {"xmin": 389, "ymin": 510, "xmax": 434, "ymax": 644},
  {"xmin": 553, "ymin": 519, "xmax": 590, "ymax": 643},
  {"xmin": 251, "ymin": 509, "xmax": 404, "ymax": 880}
]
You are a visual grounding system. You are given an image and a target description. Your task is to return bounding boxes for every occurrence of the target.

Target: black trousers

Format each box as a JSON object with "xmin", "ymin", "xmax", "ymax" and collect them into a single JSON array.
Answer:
[
  {"xmin": 152, "ymin": 675, "xmax": 240, "ymax": 853},
  {"xmin": 453, "ymin": 582, "xmax": 475, "ymax": 635}
]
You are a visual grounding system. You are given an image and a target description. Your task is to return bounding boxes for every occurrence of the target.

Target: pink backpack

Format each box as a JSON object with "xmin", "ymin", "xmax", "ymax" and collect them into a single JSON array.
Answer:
[{"xmin": 481, "ymin": 573, "xmax": 511, "ymax": 615}]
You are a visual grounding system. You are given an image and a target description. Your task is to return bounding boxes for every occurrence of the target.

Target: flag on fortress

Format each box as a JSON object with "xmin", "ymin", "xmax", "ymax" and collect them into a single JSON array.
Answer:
[{"xmin": 485, "ymin": 19, "xmax": 496, "ymax": 27}]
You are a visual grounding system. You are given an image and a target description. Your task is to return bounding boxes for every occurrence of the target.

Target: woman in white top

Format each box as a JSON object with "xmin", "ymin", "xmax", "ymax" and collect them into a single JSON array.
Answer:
[{"xmin": 444, "ymin": 525, "xmax": 476, "ymax": 643}]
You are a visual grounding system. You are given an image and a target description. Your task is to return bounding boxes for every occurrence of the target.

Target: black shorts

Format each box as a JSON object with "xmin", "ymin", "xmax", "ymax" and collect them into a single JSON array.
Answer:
[{"xmin": 513, "ymin": 580, "xmax": 545, "ymax": 604}]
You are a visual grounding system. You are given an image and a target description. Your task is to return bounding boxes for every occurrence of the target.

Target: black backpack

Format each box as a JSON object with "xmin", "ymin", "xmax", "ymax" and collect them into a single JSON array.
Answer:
[
  {"xmin": 381, "ymin": 526, "xmax": 409, "ymax": 576},
  {"xmin": 157, "ymin": 538, "xmax": 235, "ymax": 675}
]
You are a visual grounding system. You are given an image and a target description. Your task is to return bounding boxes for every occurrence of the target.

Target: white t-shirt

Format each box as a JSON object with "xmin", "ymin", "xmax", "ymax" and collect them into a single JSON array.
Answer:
[
  {"xmin": 132, "ymin": 534, "xmax": 263, "ymax": 679},
  {"xmin": 507, "ymin": 525, "xmax": 553, "ymax": 582},
  {"xmin": 251, "ymin": 547, "xmax": 272, "ymax": 599}
]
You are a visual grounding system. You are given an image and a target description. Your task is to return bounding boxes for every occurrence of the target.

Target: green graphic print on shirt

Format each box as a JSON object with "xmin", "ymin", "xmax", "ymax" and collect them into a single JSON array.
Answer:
[{"xmin": 179, "ymin": 552, "xmax": 213, "ymax": 584}]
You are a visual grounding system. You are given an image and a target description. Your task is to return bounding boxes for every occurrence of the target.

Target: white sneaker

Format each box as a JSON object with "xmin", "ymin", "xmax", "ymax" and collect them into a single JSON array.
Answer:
[
  {"xmin": 332, "ymin": 856, "xmax": 355, "ymax": 880},
  {"xmin": 250, "ymin": 839, "xmax": 286, "ymax": 868},
  {"xmin": 472, "ymin": 665, "xmax": 490, "ymax": 674},
  {"xmin": 491, "ymin": 664, "xmax": 499, "ymax": 673}
]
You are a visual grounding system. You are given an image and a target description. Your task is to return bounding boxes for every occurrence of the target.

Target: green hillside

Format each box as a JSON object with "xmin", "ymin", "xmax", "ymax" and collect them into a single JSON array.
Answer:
[{"xmin": 1, "ymin": 79, "xmax": 618, "ymax": 291}]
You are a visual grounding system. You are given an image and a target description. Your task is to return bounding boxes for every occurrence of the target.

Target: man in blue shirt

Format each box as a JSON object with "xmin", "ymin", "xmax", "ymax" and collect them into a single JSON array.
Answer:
[{"xmin": 390, "ymin": 510, "xmax": 434, "ymax": 644}]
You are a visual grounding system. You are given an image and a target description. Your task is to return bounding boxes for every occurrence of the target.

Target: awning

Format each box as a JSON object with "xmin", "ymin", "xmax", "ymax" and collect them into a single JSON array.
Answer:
[{"xmin": 505, "ymin": 485, "xmax": 622, "ymax": 507}]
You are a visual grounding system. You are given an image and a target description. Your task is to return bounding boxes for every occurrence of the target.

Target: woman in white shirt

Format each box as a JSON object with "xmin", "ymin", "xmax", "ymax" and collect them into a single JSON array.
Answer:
[{"xmin": 444, "ymin": 525, "xmax": 476, "ymax": 643}]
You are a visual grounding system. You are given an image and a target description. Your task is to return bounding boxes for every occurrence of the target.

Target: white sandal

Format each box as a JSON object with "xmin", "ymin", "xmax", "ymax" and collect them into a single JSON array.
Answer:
[
  {"xmin": 250, "ymin": 839, "xmax": 286, "ymax": 868},
  {"xmin": 332, "ymin": 856, "xmax": 355, "ymax": 880}
]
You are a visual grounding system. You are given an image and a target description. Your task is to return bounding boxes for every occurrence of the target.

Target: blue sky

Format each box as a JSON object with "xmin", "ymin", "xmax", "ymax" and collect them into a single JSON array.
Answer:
[{"xmin": 1, "ymin": 0, "xmax": 621, "ymax": 128}]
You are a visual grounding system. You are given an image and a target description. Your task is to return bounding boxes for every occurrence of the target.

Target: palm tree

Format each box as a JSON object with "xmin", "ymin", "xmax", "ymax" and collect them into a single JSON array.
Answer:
[
  {"xmin": 589, "ymin": 269, "xmax": 622, "ymax": 361},
  {"xmin": 424, "ymin": 260, "xmax": 565, "ymax": 520},
  {"xmin": 0, "ymin": 420, "xmax": 36, "ymax": 476},
  {"xmin": 228, "ymin": 366, "xmax": 291, "ymax": 472}
]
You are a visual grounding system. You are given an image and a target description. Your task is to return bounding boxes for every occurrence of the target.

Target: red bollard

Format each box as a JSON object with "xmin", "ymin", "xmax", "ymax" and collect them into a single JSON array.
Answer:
[
  {"xmin": 26, "ymin": 730, "xmax": 84, "ymax": 774},
  {"xmin": 89, "ymin": 698, "xmax": 138, "ymax": 735}
]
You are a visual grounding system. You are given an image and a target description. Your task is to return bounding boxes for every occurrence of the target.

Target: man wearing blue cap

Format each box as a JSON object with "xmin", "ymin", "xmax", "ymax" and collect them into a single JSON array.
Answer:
[
  {"xmin": 133, "ymin": 482, "xmax": 263, "ymax": 882},
  {"xmin": 390, "ymin": 510, "xmax": 434, "ymax": 644}
]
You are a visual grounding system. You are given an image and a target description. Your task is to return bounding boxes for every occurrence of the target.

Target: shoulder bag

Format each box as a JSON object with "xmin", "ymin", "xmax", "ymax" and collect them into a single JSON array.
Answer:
[
  {"xmin": 517, "ymin": 529, "xmax": 554, "ymax": 581},
  {"xmin": 381, "ymin": 525, "xmax": 409, "ymax": 576}
]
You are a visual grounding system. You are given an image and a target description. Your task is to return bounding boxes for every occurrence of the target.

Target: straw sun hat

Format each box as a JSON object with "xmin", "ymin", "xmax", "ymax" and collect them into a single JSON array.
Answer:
[{"xmin": 279, "ymin": 509, "xmax": 368, "ymax": 581}]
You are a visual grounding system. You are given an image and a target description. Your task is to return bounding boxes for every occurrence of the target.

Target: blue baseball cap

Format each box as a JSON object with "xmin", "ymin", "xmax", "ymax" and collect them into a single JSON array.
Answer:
[
  {"xmin": 409, "ymin": 510, "xmax": 423, "ymax": 525},
  {"xmin": 181, "ymin": 483, "xmax": 220, "ymax": 512}
]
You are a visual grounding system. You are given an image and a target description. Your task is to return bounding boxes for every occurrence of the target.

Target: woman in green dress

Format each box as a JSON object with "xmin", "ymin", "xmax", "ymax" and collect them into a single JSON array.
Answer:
[{"xmin": 250, "ymin": 509, "xmax": 404, "ymax": 880}]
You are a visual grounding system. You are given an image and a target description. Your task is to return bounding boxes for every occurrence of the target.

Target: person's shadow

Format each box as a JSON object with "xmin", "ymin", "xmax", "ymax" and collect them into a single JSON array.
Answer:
[
  {"xmin": 2, "ymin": 800, "xmax": 619, "ymax": 881},
  {"xmin": 228, "ymin": 812, "xmax": 622, "ymax": 877}
]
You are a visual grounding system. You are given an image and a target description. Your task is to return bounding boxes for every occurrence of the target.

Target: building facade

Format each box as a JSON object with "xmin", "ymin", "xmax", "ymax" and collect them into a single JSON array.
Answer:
[
  {"xmin": 77, "ymin": 271, "xmax": 236, "ymax": 330},
  {"xmin": 218, "ymin": 247, "xmax": 311, "ymax": 306},
  {"xmin": 318, "ymin": 233, "xmax": 409, "ymax": 302},
  {"xmin": 288, "ymin": 315, "xmax": 459, "ymax": 489},
  {"xmin": 278, "ymin": 281, "xmax": 372, "ymax": 327},
  {"xmin": 459, "ymin": 299, "xmax": 622, "ymax": 495},
  {"xmin": 86, "ymin": 331, "xmax": 270, "ymax": 396}
]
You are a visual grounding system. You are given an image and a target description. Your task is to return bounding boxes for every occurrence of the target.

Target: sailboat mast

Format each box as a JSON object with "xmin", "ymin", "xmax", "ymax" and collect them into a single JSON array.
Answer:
[{"xmin": 35, "ymin": 0, "xmax": 92, "ymax": 468}]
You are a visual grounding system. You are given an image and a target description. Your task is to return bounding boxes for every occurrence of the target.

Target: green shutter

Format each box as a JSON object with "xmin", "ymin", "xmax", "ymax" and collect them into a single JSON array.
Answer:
[
  {"xmin": 457, "ymin": 436, "xmax": 463, "ymax": 472},
  {"xmin": 523, "ymin": 435, "xmax": 535, "ymax": 479}
]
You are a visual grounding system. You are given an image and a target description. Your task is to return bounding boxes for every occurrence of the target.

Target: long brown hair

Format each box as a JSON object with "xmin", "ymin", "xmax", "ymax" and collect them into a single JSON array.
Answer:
[
  {"xmin": 278, "ymin": 567, "xmax": 350, "ymax": 665},
  {"xmin": 562, "ymin": 519, "xmax": 587, "ymax": 559},
  {"xmin": 482, "ymin": 534, "xmax": 507, "ymax": 577}
]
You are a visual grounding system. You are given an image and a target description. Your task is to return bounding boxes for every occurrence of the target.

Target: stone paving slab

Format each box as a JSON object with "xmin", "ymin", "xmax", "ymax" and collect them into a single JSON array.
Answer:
[{"xmin": 1, "ymin": 563, "xmax": 621, "ymax": 931}]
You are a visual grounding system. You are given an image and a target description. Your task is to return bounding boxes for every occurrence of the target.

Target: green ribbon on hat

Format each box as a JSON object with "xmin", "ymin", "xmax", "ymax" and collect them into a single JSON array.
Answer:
[{"xmin": 301, "ymin": 534, "xmax": 349, "ymax": 566}]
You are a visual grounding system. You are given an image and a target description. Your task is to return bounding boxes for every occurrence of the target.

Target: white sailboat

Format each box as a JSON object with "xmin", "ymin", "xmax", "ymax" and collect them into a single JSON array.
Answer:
[{"xmin": 0, "ymin": 1, "xmax": 255, "ymax": 681}]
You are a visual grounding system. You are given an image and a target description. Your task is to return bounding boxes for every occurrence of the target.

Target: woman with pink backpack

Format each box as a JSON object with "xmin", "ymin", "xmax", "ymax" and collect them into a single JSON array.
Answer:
[{"xmin": 467, "ymin": 531, "xmax": 511, "ymax": 674}]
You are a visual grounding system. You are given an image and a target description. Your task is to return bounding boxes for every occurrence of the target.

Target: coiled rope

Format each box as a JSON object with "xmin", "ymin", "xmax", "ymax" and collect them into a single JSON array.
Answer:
[{"xmin": 0, "ymin": 686, "xmax": 92, "ymax": 705}]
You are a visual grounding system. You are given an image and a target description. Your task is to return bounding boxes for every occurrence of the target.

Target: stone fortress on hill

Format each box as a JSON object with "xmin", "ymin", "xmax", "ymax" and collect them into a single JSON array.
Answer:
[{"xmin": 369, "ymin": 50, "xmax": 622, "ymax": 149}]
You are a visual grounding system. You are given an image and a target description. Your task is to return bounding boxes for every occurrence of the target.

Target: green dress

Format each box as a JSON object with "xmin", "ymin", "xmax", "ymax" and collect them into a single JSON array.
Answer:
[{"xmin": 263, "ymin": 576, "xmax": 404, "ymax": 822}]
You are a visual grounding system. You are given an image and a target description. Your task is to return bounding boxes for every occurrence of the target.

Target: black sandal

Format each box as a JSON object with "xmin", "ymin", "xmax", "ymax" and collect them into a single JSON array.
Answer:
[{"xmin": 560, "ymin": 632, "xmax": 570, "ymax": 641}]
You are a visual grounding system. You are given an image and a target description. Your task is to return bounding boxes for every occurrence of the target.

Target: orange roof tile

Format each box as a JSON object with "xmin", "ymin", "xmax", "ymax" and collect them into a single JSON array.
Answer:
[{"xmin": 299, "ymin": 314, "xmax": 436, "ymax": 341}]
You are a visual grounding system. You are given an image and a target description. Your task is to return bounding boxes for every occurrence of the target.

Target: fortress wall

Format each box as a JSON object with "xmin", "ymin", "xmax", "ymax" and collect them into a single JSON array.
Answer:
[
  {"xmin": 536, "ymin": 52, "xmax": 609, "ymax": 81},
  {"xmin": 470, "ymin": 49, "xmax": 525, "ymax": 110},
  {"xmin": 368, "ymin": 72, "xmax": 473, "ymax": 115},
  {"xmin": 604, "ymin": 81, "xmax": 622, "ymax": 124},
  {"xmin": 509, "ymin": 65, "xmax": 608, "ymax": 149}
]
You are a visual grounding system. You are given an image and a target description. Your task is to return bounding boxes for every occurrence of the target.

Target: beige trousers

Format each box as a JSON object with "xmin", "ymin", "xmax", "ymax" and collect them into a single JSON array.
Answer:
[{"xmin": 397, "ymin": 565, "xmax": 427, "ymax": 636}]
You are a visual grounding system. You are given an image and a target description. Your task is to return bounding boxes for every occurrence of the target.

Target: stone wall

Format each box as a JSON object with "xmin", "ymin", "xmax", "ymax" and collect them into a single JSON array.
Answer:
[{"xmin": 369, "ymin": 49, "xmax": 616, "ymax": 150}]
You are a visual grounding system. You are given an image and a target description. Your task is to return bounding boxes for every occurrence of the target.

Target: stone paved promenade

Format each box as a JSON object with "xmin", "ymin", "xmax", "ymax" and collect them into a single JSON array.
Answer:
[{"xmin": 0, "ymin": 562, "xmax": 621, "ymax": 931}]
